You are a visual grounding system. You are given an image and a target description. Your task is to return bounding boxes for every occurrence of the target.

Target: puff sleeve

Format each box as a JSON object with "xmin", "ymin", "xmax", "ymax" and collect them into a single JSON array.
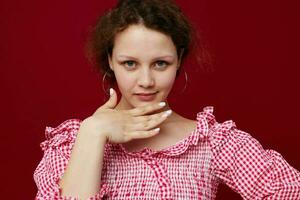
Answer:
[
  {"xmin": 33, "ymin": 119, "xmax": 109, "ymax": 200},
  {"xmin": 210, "ymin": 120, "xmax": 300, "ymax": 199}
]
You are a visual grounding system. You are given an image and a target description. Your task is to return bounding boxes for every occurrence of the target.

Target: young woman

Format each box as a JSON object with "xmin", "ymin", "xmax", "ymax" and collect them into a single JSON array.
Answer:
[{"xmin": 33, "ymin": 0, "xmax": 300, "ymax": 199}]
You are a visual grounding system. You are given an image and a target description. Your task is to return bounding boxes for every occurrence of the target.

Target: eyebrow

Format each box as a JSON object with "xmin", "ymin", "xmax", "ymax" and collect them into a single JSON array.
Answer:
[{"xmin": 117, "ymin": 55, "xmax": 175, "ymax": 60}]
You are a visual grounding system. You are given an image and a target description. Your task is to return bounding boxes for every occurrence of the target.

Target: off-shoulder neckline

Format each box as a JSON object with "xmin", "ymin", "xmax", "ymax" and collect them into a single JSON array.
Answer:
[{"xmin": 116, "ymin": 106, "xmax": 218, "ymax": 157}]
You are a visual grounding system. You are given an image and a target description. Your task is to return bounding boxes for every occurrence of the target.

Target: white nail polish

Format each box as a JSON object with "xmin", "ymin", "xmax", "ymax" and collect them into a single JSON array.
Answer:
[
  {"xmin": 110, "ymin": 88, "xmax": 113, "ymax": 96},
  {"xmin": 162, "ymin": 110, "xmax": 172, "ymax": 118},
  {"xmin": 153, "ymin": 128, "xmax": 160, "ymax": 132},
  {"xmin": 159, "ymin": 102, "xmax": 166, "ymax": 107}
]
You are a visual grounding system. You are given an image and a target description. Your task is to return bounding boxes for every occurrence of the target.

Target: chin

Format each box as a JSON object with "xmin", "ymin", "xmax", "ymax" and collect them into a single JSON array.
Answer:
[
  {"xmin": 125, "ymin": 92, "xmax": 167, "ymax": 108},
  {"xmin": 132, "ymin": 101, "xmax": 154, "ymax": 107}
]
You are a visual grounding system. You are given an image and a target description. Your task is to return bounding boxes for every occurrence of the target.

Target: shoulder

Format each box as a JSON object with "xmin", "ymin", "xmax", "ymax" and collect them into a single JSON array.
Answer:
[
  {"xmin": 40, "ymin": 118, "xmax": 83, "ymax": 151},
  {"xmin": 195, "ymin": 106, "xmax": 251, "ymax": 145}
]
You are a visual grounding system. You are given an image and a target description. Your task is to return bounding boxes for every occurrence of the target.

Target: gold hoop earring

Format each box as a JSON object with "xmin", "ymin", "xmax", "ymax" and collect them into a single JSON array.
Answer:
[
  {"xmin": 102, "ymin": 71, "xmax": 110, "ymax": 96},
  {"xmin": 176, "ymin": 67, "xmax": 188, "ymax": 95},
  {"xmin": 180, "ymin": 69, "xmax": 188, "ymax": 94}
]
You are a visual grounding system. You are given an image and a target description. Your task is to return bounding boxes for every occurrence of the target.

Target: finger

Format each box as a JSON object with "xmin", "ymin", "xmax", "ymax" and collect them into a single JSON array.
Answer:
[
  {"xmin": 131, "ymin": 110, "xmax": 172, "ymax": 131},
  {"xmin": 100, "ymin": 88, "xmax": 118, "ymax": 110},
  {"xmin": 128, "ymin": 102, "xmax": 166, "ymax": 116},
  {"xmin": 132, "ymin": 109, "xmax": 171, "ymax": 123},
  {"xmin": 126, "ymin": 128, "xmax": 161, "ymax": 140}
]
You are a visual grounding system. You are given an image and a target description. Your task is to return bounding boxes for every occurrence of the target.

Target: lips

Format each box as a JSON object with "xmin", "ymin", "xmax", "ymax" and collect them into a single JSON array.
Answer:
[
  {"xmin": 135, "ymin": 92, "xmax": 158, "ymax": 95},
  {"xmin": 134, "ymin": 92, "xmax": 158, "ymax": 101}
]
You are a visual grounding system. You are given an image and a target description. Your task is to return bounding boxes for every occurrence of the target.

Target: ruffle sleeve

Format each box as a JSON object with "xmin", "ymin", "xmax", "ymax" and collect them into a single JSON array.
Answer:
[
  {"xmin": 33, "ymin": 119, "xmax": 109, "ymax": 200},
  {"xmin": 202, "ymin": 107, "xmax": 300, "ymax": 199}
]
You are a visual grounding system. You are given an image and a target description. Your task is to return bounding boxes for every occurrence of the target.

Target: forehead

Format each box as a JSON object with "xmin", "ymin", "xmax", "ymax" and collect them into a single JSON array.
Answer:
[{"xmin": 113, "ymin": 24, "xmax": 177, "ymax": 56}]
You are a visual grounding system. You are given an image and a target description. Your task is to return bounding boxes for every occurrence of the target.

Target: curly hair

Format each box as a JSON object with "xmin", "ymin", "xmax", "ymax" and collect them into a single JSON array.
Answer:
[{"xmin": 85, "ymin": 0, "xmax": 208, "ymax": 87}]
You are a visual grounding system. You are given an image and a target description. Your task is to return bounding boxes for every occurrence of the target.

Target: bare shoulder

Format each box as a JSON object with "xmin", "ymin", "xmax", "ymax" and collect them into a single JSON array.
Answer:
[
  {"xmin": 181, "ymin": 118, "xmax": 198, "ymax": 136},
  {"xmin": 174, "ymin": 114, "xmax": 197, "ymax": 131},
  {"xmin": 165, "ymin": 114, "xmax": 197, "ymax": 139}
]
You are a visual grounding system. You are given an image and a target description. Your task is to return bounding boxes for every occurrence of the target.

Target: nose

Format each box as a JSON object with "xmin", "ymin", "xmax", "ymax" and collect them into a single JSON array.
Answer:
[{"xmin": 137, "ymin": 68, "xmax": 155, "ymax": 88}]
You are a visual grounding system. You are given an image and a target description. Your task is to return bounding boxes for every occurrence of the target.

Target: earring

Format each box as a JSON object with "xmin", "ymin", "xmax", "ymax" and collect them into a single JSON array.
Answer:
[
  {"xmin": 102, "ymin": 71, "xmax": 110, "ymax": 96},
  {"xmin": 179, "ymin": 68, "xmax": 188, "ymax": 94}
]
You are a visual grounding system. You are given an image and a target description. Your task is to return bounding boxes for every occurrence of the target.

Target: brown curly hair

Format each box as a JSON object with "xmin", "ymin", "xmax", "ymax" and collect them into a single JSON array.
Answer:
[{"xmin": 85, "ymin": 0, "xmax": 207, "ymax": 88}]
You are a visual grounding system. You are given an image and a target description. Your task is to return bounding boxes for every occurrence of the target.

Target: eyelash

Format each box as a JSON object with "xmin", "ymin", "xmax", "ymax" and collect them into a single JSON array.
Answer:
[{"xmin": 121, "ymin": 60, "xmax": 169, "ymax": 70}]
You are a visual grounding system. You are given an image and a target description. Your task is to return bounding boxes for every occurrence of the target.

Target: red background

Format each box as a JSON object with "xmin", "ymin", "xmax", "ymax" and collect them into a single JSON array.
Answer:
[{"xmin": 1, "ymin": 0, "xmax": 299, "ymax": 199}]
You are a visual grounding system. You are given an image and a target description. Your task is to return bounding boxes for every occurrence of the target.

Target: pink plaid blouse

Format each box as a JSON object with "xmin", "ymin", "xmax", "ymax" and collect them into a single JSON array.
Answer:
[{"xmin": 34, "ymin": 106, "xmax": 300, "ymax": 199}]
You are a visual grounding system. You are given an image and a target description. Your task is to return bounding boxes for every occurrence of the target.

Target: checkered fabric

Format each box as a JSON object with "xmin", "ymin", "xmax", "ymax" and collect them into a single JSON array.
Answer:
[{"xmin": 33, "ymin": 106, "xmax": 300, "ymax": 199}]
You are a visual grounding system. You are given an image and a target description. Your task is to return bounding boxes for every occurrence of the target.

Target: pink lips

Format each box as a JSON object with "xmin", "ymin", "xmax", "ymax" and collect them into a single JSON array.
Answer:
[{"xmin": 135, "ymin": 92, "xmax": 158, "ymax": 101}]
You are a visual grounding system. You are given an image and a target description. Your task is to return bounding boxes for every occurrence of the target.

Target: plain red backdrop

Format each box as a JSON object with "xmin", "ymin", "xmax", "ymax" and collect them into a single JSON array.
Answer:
[{"xmin": 1, "ymin": 0, "xmax": 299, "ymax": 199}]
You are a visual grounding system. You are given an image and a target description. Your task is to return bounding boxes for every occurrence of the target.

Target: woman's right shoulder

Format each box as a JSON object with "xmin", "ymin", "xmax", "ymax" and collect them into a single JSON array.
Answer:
[{"xmin": 40, "ymin": 118, "xmax": 83, "ymax": 151}]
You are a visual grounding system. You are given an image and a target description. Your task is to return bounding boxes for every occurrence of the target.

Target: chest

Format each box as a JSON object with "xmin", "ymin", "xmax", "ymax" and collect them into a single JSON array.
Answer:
[
  {"xmin": 101, "ymin": 143, "xmax": 218, "ymax": 199},
  {"xmin": 123, "ymin": 120, "xmax": 197, "ymax": 152}
]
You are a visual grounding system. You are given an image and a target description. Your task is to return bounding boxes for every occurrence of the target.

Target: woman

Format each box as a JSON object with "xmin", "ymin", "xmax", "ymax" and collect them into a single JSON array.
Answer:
[{"xmin": 33, "ymin": 0, "xmax": 300, "ymax": 199}]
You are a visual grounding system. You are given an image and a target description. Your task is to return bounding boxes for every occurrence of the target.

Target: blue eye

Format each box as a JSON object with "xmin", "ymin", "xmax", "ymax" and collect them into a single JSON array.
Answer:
[
  {"xmin": 122, "ymin": 61, "xmax": 136, "ymax": 69},
  {"xmin": 155, "ymin": 61, "xmax": 169, "ymax": 69},
  {"xmin": 121, "ymin": 60, "xmax": 169, "ymax": 70}
]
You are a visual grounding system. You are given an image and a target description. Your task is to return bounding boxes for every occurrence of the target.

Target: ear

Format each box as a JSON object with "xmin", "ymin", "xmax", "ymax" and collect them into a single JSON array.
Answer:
[
  {"xmin": 177, "ymin": 48, "xmax": 184, "ymax": 69},
  {"xmin": 108, "ymin": 54, "xmax": 114, "ymax": 71}
]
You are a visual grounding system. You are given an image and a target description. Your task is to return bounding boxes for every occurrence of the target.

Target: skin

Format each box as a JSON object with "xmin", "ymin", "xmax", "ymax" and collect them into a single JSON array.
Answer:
[
  {"xmin": 108, "ymin": 24, "xmax": 197, "ymax": 151},
  {"xmin": 58, "ymin": 24, "xmax": 198, "ymax": 198},
  {"xmin": 58, "ymin": 23, "xmax": 300, "ymax": 198}
]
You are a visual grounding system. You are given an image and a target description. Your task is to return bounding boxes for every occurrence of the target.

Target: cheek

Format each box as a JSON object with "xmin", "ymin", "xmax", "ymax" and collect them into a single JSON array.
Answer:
[
  {"xmin": 157, "ymin": 71, "xmax": 177, "ymax": 89},
  {"xmin": 115, "ymin": 72, "xmax": 135, "ymax": 92}
]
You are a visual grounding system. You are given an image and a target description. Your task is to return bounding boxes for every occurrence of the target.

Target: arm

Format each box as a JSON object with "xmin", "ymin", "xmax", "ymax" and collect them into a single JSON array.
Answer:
[
  {"xmin": 59, "ymin": 120, "xmax": 107, "ymax": 199},
  {"xmin": 33, "ymin": 89, "xmax": 170, "ymax": 199},
  {"xmin": 33, "ymin": 119, "xmax": 109, "ymax": 200},
  {"xmin": 210, "ymin": 122, "xmax": 300, "ymax": 199}
]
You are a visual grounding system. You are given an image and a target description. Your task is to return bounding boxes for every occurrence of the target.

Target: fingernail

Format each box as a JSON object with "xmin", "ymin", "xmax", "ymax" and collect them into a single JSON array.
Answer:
[
  {"xmin": 153, "ymin": 128, "xmax": 160, "ymax": 132},
  {"xmin": 159, "ymin": 102, "xmax": 166, "ymax": 107},
  {"xmin": 162, "ymin": 110, "xmax": 172, "ymax": 118},
  {"xmin": 110, "ymin": 88, "xmax": 114, "ymax": 96}
]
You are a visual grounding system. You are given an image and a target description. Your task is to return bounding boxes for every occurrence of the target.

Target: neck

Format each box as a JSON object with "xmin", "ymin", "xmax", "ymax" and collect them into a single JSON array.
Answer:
[{"xmin": 115, "ymin": 96, "xmax": 181, "ymax": 123}]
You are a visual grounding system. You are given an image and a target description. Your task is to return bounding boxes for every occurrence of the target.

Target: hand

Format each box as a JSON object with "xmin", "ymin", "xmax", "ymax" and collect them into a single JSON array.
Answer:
[{"xmin": 81, "ymin": 88, "xmax": 172, "ymax": 144}]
